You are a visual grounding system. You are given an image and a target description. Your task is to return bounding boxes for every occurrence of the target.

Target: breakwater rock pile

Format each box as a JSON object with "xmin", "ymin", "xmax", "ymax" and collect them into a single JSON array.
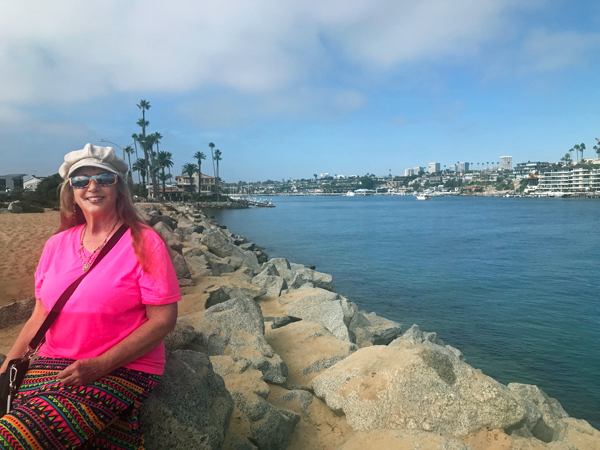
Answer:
[{"xmin": 2, "ymin": 203, "xmax": 599, "ymax": 450}]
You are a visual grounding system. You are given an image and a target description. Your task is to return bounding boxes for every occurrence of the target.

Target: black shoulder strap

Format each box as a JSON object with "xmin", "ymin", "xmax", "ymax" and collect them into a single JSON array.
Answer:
[{"xmin": 28, "ymin": 223, "xmax": 129, "ymax": 351}]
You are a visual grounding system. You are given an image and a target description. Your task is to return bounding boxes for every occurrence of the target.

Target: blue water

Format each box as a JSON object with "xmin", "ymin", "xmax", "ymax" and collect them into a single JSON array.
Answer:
[{"xmin": 208, "ymin": 196, "xmax": 600, "ymax": 428}]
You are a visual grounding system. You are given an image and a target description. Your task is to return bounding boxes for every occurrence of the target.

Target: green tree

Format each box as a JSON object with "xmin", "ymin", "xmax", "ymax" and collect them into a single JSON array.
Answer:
[
  {"xmin": 593, "ymin": 139, "xmax": 600, "ymax": 159},
  {"xmin": 214, "ymin": 149, "xmax": 222, "ymax": 201},
  {"xmin": 573, "ymin": 143, "xmax": 586, "ymax": 162},
  {"xmin": 123, "ymin": 145, "xmax": 135, "ymax": 185},
  {"xmin": 560, "ymin": 153, "xmax": 573, "ymax": 165},
  {"xmin": 208, "ymin": 142, "xmax": 216, "ymax": 180},
  {"xmin": 156, "ymin": 151, "xmax": 174, "ymax": 198},
  {"xmin": 193, "ymin": 151, "xmax": 207, "ymax": 194},
  {"xmin": 182, "ymin": 163, "xmax": 198, "ymax": 198},
  {"xmin": 132, "ymin": 158, "xmax": 147, "ymax": 187}
]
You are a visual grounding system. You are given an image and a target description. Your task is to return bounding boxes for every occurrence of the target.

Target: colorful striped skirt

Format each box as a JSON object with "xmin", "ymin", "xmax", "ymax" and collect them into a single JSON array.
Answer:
[{"xmin": 0, "ymin": 357, "xmax": 160, "ymax": 450}]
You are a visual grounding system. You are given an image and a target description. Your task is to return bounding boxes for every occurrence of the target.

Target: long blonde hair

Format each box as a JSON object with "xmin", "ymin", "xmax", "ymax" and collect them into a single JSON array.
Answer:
[{"xmin": 57, "ymin": 175, "xmax": 158, "ymax": 273}]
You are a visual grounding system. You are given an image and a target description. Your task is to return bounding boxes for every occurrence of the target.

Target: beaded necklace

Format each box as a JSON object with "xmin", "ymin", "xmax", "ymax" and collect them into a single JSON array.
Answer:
[{"xmin": 78, "ymin": 219, "xmax": 119, "ymax": 272}]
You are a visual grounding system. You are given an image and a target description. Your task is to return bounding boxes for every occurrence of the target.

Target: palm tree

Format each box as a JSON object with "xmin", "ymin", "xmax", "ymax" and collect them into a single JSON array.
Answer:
[
  {"xmin": 123, "ymin": 145, "xmax": 135, "ymax": 184},
  {"xmin": 156, "ymin": 151, "xmax": 174, "ymax": 199},
  {"xmin": 193, "ymin": 151, "xmax": 207, "ymax": 195},
  {"xmin": 182, "ymin": 163, "xmax": 198, "ymax": 199},
  {"xmin": 214, "ymin": 149, "xmax": 222, "ymax": 202},
  {"xmin": 132, "ymin": 158, "xmax": 147, "ymax": 188},
  {"xmin": 560, "ymin": 153, "xmax": 573, "ymax": 166},
  {"xmin": 593, "ymin": 138, "xmax": 600, "ymax": 159},
  {"xmin": 569, "ymin": 146, "xmax": 576, "ymax": 162},
  {"xmin": 573, "ymin": 143, "xmax": 586, "ymax": 162},
  {"xmin": 137, "ymin": 100, "xmax": 151, "ymax": 124},
  {"xmin": 208, "ymin": 142, "xmax": 216, "ymax": 180}
]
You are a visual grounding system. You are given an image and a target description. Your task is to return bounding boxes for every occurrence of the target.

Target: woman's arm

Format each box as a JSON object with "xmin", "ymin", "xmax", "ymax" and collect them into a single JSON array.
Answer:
[
  {"xmin": 0, "ymin": 300, "xmax": 48, "ymax": 373},
  {"xmin": 56, "ymin": 302, "xmax": 178, "ymax": 385}
]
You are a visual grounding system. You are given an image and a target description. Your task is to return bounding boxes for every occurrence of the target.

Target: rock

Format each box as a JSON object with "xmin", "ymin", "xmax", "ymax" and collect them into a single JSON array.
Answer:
[
  {"xmin": 204, "ymin": 297, "xmax": 265, "ymax": 336},
  {"xmin": 140, "ymin": 350, "xmax": 234, "ymax": 450},
  {"xmin": 338, "ymin": 430, "xmax": 471, "ymax": 450},
  {"xmin": 390, "ymin": 325, "xmax": 465, "ymax": 361},
  {"xmin": 7, "ymin": 202, "xmax": 22, "ymax": 214},
  {"xmin": 205, "ymin": 285, "xmax": 266, "ymax": 309},
  {"xmin": 154, "ymin": 221, "xmax": 177, "ymax": 241},
  {"xmin": 201, "ymin": 231, "xmax": 261, "ymax": 273},
  {"xmin": 266, "ymin": 321, "xmax": 357, "ymax": 391},
  {"xmin": 288, "ymin": 267, "xmax": 335, "ymax": 292},
  {"xmin": 184, "ymin": 247, "xmax": 230, "ymax": 277},
  {"xmin": 225, "ymin": 256, "xmax": 245, "ymax": 270},
  {"xmin": 283, "ymin": 288, "xmax": 352, "ymax": 342},
  {"xmin": 223, "ymin": 434, "xmax": 257, "ymax": 450},
  {"xmin": 169, "ymin": 250, "xmax": 192, "ymax": 280},
  {"xmin": 0, "ymin": 354, "xmax": 5, "ymax": 367},
  {"xmin": 264, "ymin": 258, "xmax": 294, "ymax": 281},
  {"xmin": 257, "ymin": 265, "xmax": 279, "ymax": 277},
  {"xmin": 264, "ymin": 316, "xmax": 293, "ymax": 329},
  {"xmin": 239, "ymin": 242, "xmax": 256, "ymax": 251},
  {"xmin": 164, "ymin": 323, "xmax": 196, "ymax": 353},
  {"xmin": 507, "ymin": 383, "xmax": 569, "ymax": 442},
  {"xmin": 251, "ymin": 275, "xmax": 287, "ymax": 297},
  {"xmin": 182, "ymin": 312, "xmax": 287, "ymax": 384},
  {"xmin": 349, "ymin": 311, "xmax": 402, "ymax": 347},
  {"xmin": 253, "ymin": 251, "xmax": 269, "ymax": 264},
  {"xmin": 169, "ymin": 241, "xmax": 184, "ymax": 254},
  {"xmin": 178, "ymin": 278, "xmax": 195, "ymax": 287},
  {"xmin": 0, "ymin": 297, "xmax": 35, "ymax": 329},
  {"xmin": 211, "ymin": 356, "xmax": 300, "ymax": 450},
  {"xmin": 150, "ymin": 214, "xmax": 178, "ymax": 229},
  {"xmin": 312, "ymin": 344, "xmax": 526, "ymax": 436}
]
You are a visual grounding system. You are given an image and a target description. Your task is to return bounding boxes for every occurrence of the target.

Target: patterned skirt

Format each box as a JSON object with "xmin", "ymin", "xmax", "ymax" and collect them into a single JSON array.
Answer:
[{"xmin": 0, "ymin": 357, "xmax": 160, "ymax": 450}]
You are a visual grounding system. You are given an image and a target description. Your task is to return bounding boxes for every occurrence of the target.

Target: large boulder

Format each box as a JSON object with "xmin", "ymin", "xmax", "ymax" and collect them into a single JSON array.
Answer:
[
  {"xmin": 140, "ymin": 350, "xmax": 234, "ymax": 450},
  {"xmin": 288, "ymin": 267, "xmax": 335, "ymax": 292},
  {"xmin": 251, "ymin": 275, "xmax": 288, "ymax": 297},
  {"xmin": 201, "ymin": 231, "xmax": 261, "ymax": 273},
  {"xmin": 507, "ymin": 383, "xmax": 569, "ymax": 442},
  {"xmin": 181, "ymin": 312, "xmax": 287, "ymax": 384},
  {"xmin": 204, "ymin": 297, "xmax": 265, "ymax": 336},
  {"xmin": 312, "ymin": 344, "xmax": 527, "ymax": 436},
  {"xmin": 263, "ymin": 258, "xmax": 294, "ymax": 281},
  {"xmin": 212, "ymin": 356, "xmax": 300, "ymax": 450},
  {"xmin": 349, "ymin": 311, "xmax": 403, "ymax": 347},
  {"xmin": 390, "ymin": 325, "xmax": 465, "ymax": 361},
  {"xmin": 150, "ymin": 214, "xmax": 178, "ymax": 230},
  {"xmin": 0, "ymin": 297, "xmax": 35, "ymax": 329},
  {"xmin": 7, "ymin": 202, "xmax": 22, "ymax": 214},
  {"xmin": 266, "ymin": 321, "xmax": 357, "ymax": 391},
  {"xmin": 183, "ymin": 247, "xmax": 214, "ymax": 277},
  {"xmin": 164, "ymin": 323, "xmax": 197, "ymax": 354},
  {"xmin": 282, "ymin": 288, "xmax": 352, "ymax": 342},
  {"xmin": 205, "ymin": 285, "xmax": 266, "ymax": 309},
  {"xmin": 338, "ymin": 430, "xmax": 471, "ymax": 450},
  {"xmin": 168, "ymin": 249, "xmax": 192, "ymax": 280},
  {"xmin": 154, "ymin": 221, "xmax": 177, "ymax": 241}
]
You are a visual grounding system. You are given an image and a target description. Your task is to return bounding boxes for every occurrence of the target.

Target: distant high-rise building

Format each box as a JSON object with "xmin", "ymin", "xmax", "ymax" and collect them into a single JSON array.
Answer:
[
  {"xmin": 457, "ymin": 162, "xmax": 470, "ymax": 172},
  {"xmin": 429, "ymin": 162, "xmax": 441, "ymax": 173},
  {"xmin": 405, "ymin": 168, "xmax": 414, "ymax": 176},
  {"xmin": 500, "ymin": 156, "xmax": 512, "ymax": 170},
  {"xmin": 414, "ymin": 166, "xmax": 425, "ymax": 175}
]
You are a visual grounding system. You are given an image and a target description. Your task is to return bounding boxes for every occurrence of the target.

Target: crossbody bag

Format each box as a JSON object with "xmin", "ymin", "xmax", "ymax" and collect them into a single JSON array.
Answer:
[{"xmin": 0, "ymin": 223, "xmax": 129, "ymax": 416}]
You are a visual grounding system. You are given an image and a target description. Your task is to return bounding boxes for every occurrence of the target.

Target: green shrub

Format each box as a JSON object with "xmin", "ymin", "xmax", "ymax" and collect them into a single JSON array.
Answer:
[{"xmin": 18, "ymin": 201, "xmax": 45, "ymax": 213}]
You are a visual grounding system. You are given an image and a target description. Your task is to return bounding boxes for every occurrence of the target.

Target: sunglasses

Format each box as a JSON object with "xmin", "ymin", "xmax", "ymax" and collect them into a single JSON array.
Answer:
[{"xmin": 70, "ymin": 173, "xmax": 118, "ymax": 189}]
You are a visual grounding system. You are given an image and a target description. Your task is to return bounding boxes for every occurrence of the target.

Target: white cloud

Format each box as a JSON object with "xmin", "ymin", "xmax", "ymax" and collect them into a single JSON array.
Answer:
[{"xmin": 0, "ymin": 0, "xmax": 537, "ymax": 108}]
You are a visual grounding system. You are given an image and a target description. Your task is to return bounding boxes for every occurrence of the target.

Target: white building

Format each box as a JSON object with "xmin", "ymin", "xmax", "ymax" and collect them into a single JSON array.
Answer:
[
  {"xmin": 457, "ymin": 162, "xmax": 470, "ymax": 172},
  {"xmin": 24, "ymin": 176, "xmax": 45, "ymax": 191},
  {"xmin": 537, "ymin": 166, "xmax": 600, "ymax": 195},
  {"xmin": 499, "ymin": 156, "xmax": 512, "ymax": 170},
  {"xmin": 429, "ymin": 162, "xmax": 441, "ymax": 173},
  {"xmin": 0, "ymin": 174, "xmax": 26, "ymax": 192},
  {"xmin": 405, "ymin": 168, "xmax": 414, "ymax": 176}
]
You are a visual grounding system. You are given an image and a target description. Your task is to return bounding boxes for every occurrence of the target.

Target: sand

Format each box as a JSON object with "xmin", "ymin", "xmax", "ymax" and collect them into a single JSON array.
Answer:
[{"xmin": 0, "ymin": 211, "xmax": 60, "ymax": 306}]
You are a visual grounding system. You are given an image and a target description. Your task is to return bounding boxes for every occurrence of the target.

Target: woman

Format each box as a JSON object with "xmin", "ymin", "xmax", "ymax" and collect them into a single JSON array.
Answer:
[{"xmin": 0, "ymin": 144, "xmax": 180, "ymax": 449}]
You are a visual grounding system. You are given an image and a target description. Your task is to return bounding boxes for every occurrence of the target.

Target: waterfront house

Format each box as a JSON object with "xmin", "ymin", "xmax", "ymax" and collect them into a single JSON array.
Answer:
[
  {"xmin": 23, "ymin": 175, "xmax": 45, "ymax": 191},
  {"xmin": 537, "ymin": 166, "xmax": 600, "ymax": 196},
  {"xmin": 0, "ymin": 174, "xmax": 26, "ymax": 192},
  {"xmin": 175, "ymin": 173, "xmax": 216, "ymax": 195}
]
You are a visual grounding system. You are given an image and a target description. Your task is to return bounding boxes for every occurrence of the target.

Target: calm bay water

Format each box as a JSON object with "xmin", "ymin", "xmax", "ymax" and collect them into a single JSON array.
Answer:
[{"xmin": 208, "ymin": 196, "xmax": 600, "ymax": 428}]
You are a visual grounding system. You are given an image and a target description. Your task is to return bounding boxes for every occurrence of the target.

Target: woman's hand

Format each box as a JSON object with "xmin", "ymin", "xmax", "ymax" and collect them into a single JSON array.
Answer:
[{"xmin": 57, "ymin": 358, "xmax": 108, "ymax": 386}]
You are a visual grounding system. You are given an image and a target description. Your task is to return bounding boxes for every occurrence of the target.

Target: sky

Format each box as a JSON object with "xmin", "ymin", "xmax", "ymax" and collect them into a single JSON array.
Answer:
[{"xmin": 1, "ymin": 0, "xmax": 599, "ymax": 182}]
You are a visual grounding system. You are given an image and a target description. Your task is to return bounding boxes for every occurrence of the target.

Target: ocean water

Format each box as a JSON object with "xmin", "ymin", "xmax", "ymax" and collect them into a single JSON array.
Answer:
[{"xmin": 208, "ymin": 196, "xmax": 600, "ymax": 428}]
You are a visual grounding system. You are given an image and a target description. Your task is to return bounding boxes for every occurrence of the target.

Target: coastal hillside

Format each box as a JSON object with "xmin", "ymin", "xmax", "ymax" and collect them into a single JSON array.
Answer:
[{"xmin": 1, "ymin": 204, "xmax": 599, "ymax": 449}]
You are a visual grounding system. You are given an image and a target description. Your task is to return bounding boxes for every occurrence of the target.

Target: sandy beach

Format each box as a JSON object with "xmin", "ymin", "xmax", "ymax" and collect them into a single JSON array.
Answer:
[{"xmin": 0, "ymin": 211, "xmax": 60, "ymax": 306}]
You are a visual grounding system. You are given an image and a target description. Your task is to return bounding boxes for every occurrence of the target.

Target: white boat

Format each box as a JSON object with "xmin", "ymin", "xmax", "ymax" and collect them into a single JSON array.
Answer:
[
  {"xmin": 416, "ymin": 194, "xmax": 431, "ymax": 200},
  {"xmin": 342, "ymin": 191, "xmax": 356, "ymax": 196}
]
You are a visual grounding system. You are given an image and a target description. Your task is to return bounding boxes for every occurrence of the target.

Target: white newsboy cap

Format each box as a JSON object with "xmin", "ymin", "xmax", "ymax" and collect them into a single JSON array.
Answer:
[{"xmin": 59, "ymin": 143, "xmax": 129, "ymax": 180}]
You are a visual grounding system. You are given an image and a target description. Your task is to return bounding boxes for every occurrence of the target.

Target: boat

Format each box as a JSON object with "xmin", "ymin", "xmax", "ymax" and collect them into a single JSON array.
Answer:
[
  {"xmin": 342, "ymin": 191, "xmax": 356, "ymax": 196},
  {"xmin": 416, "ymin": 194, "xmax": 431, "ymax": 200}
]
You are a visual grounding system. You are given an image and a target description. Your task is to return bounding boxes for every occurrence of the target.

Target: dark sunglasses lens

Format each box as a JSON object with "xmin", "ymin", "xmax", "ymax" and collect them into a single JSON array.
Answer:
[
  {"xmin": 71, "ymin": 176, "xmax": 90, "ymax": 188},
  {"xmin": 96, "ymin": 174, "xmax": 117, "ymax": 186}
]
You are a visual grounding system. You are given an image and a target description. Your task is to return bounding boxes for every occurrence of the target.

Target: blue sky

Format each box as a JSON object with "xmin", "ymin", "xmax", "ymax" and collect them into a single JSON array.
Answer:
[{"xmin": 1, "ymin": 0, "xmax": 599, "ymax": 182}]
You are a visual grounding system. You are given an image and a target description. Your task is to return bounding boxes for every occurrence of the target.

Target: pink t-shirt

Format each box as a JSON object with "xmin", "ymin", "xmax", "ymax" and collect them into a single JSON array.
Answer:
[{"xmin": 34, "ymin": 225, "xmax": 181, "ymax": 375}]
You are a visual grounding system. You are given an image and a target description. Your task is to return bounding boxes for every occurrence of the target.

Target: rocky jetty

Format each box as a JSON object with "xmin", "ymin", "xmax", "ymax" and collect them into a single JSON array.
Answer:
[{"xmin": 1, "ymin": 202, "xmax": 599, "ymax": 450}]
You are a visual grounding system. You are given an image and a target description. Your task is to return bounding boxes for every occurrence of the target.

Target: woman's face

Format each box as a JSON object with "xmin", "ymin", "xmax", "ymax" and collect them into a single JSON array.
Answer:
[{"xmin": 71, "ymin": 166, "xmax": 119, "ymax": 218}]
